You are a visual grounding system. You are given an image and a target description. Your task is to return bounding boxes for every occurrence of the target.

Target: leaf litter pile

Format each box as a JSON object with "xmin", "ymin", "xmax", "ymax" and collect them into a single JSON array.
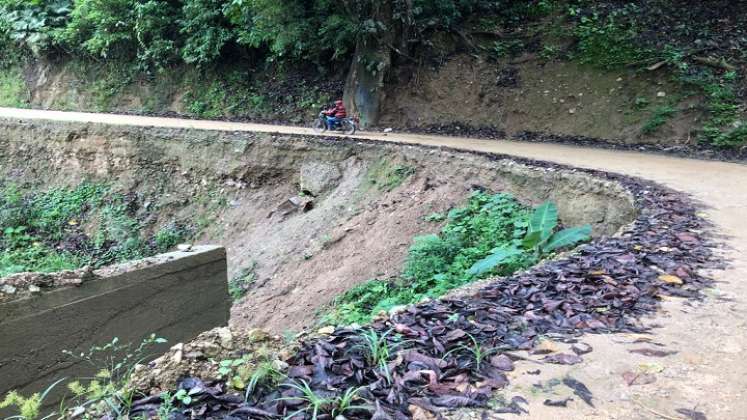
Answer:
[{"xmin": 129, "ymin": 150, "xmax": 720, "ymax": 419}]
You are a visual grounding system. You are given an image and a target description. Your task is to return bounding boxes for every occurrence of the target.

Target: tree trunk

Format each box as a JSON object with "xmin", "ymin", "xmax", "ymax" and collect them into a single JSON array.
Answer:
[{"xmin": 343, "ymin": 1, "xmax": 397, "ymax": 129}]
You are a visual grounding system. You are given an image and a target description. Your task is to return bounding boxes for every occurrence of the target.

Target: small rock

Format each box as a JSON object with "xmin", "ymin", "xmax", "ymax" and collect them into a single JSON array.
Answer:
[
  {"xmin": 300, "ymin": 162, "xmax": 341, "ymax": 196},
  {"xmin": 200, "ymin": 342, "xmax": 221, "ymax": 358},
  {"xmin": 657, "ymin": 91, "xmax": 666, "ymax": 97},
  {"xmin": 28, "ymin": 285, "xmax": 41, "ymax": 293},
  {"xmin": 272, "ymin": 359, "xmax": 290, "ymax": 372},
  {"xmin": 533, "ymin": 339, "xmax": 559, "ymax": 354},
  {"xmin": 171, "ymin": 343, "xmax": 184, "ymax": 364},
  {"xmin": 616, "ymin": 77, "xmax": 623, "ymax": 82},
  {"xmin": 388, "ymin": 305, "xmax": 408, "ymax": 316},
  {"xmin": 70, "ymin": 406, "xmax": 86, "ymax": 418},
  {"xmin": 1, "ymin": 284, "xmax": 17, "ymax": 294},
  {"xmin": 569, "ymin": 108, "xmax": 576, "ymax": 114},
  {"xmin": 177, "ymin": 244, "xmax": 194, "ymax": 252},
  {"xmin": 317, "ymin": 326, "xmax": 336, "ymax": 335},
  {"xmin": 383, "ymin": 127, "xmax": 393, "ymax": 133},
  {"xmin": 216, "ymin": 327, "xmax": 233, "ymax": 349},
  {"xmin": 247, "ymin": 328, "xmax": 271, "ymax": 342},
  {"xmin": 658, "ymin": 274, "xmax": 683, "ymax": 285}
]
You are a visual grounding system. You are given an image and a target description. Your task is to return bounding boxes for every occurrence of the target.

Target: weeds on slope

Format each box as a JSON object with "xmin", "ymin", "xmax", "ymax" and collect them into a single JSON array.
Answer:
[
  {"xmin": 324, "ymin": 191, "xmax": 591, "ymax": 325},
  {"xmin": 0, "ymin": 182, "xmax": 191, "ymax": 276}
]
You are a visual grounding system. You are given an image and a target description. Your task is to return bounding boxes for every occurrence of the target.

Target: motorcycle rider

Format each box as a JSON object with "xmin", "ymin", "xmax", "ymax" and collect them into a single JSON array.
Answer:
[{"xmin": 323, "ymin": 100, "xmax": 347, "ymax": 130}]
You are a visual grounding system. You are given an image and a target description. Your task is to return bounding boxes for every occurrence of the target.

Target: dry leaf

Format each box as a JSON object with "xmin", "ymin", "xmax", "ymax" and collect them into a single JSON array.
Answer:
[
  {"xmin": 638, "ymin": 362, "xmax": 664, "ymax": 373},
  {"xmin": 658, "ymin": 274, "xmax": 684, "ymax": 285},
  {"xmin": 408, "ymin": 405, "xmax": 437, "ymax": 420}
]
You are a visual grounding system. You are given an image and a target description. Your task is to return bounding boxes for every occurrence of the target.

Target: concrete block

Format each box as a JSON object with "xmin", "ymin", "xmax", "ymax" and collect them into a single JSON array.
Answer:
[{"xmin": 0, "ymin": 245, "xmax": 230, "ymax": 409}]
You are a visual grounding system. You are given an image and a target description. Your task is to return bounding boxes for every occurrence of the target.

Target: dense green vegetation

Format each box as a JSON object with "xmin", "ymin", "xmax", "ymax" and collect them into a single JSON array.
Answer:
[
  {"xmin": 0, "ymin": 0, "xmax": 507, "ymax": 70},
  {"xmin": 0, "ymin": 183, "xmax": 190, "ymax": 276},
  {"xmin": 324, "ymin": 192, "xmax": 590, "ymax": 325}
]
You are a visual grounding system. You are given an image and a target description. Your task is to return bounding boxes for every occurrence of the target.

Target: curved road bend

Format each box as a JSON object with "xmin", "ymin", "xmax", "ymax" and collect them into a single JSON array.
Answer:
[{"xmin": 2, "ymin": 107, "xmax": 746, "ymax": 419}]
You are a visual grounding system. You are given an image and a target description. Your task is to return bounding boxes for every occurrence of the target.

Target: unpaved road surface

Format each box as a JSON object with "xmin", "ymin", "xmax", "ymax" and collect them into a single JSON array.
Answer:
[{"xmin": 3, "ymin": 107, "xmax": 746, "ymax": 419}]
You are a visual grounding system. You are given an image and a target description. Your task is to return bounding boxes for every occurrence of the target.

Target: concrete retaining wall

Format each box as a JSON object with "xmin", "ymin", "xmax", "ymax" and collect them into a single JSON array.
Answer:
[{"xmin": 0, "ymin": 245, "xmax": 230, "ymax": 406}]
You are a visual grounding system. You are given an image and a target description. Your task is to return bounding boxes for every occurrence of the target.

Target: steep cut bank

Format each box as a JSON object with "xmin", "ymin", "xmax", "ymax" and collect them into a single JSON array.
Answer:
[{"xmin": 0, "ymin": 118, "xmax": 636, "ymax": 333}]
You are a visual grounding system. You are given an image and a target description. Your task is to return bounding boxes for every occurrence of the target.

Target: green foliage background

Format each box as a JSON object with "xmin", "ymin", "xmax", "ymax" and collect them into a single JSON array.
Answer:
[
  {"xmin": 0, "ymin": 183, "xmax": 190, "ymax": 276},
  {"xmin": 0, "ymin": 0, "xmax": 503, "ymax": 70}
]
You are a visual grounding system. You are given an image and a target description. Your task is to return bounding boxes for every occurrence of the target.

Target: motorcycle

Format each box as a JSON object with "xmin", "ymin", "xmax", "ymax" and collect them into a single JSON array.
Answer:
[{"xmin": 311, "ymin": 111, "xmax": 358, "ymax": 135}]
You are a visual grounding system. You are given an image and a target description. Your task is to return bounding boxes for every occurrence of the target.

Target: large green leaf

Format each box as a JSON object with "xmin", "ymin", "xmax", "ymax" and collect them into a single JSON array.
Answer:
[
  {"xmin": 521, "ymin": 229, "xmax": 542, "ymax": 250},
  {"xmin": 467, "ymin": 246, "xmax": 521, "ymax": 277},
  {"xmin": 527, "ymin": 201, "xmax": 558, "ymax": 244},
  {"xmin": 542, "ymin": 225, "xmax": 592, "ymax": 253}
]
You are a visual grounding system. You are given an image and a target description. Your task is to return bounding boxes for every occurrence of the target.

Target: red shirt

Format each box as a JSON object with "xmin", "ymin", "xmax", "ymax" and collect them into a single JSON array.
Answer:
[{"xmin": 326, "ymin": 104, "xmax": 347, "ymax": 118}]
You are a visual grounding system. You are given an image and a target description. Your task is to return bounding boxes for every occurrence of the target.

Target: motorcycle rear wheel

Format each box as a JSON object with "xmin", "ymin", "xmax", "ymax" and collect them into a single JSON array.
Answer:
[{"xmin": 340, "ymin": 119, "xmax": 357, "ymax": 135}]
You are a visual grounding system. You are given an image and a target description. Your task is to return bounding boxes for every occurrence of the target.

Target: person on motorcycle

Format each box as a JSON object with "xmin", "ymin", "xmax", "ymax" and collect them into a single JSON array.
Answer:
[{"xmin": 323, "ymin": 100, "xmax": 347, "ymax": 130}]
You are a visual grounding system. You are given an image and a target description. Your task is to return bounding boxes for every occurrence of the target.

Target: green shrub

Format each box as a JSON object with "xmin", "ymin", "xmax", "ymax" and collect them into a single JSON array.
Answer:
[
  {"xmin": 641, "ymin": 105, "xmax": 676, "ymax": 135},
  {"xmin": 0, "ymin": 0, "xmax": 71, "ymax": 55},
  {"xmin": 228, "ymin": 262, "xmax": 257, "ymax": 300},
  {"xmin": 573, "ymin": 6, "xmax": 653, "ymax": 70},
  {"xmin": 0, "ymin": 183, "xmax": 193, "ymax": 276},
  {"xmin": 154, "ymin": 223, "xmax": 188, "ymax": 253},
  {"xmin": 327, "ymin": 194, "xmax": 593, "ymax": 325},
  {"xmin": 0, "ymin": 245, "xmax": 81, "ymax": 277},
  {"xmin": 63, "ymin": 335, "xmax": 167, "ymax": 418},
  {"xmin": 238, "ymin": 0, "xmax": 356, "ymax": 62},
  {"xmin": 469, "ymin": 201, "xmax": 591, "ymax": 276},
  {"xmin": 179, "ymin": 0, "xmax": 233, "ymax": 65},
  {"xmin": 699, "ymin": 80, "xmax": 747, "ymax": 147},
  {"xmin": 366, "ymin": 159, "xmax": 416, "ymax": 192},
  {"xmin": 0, "ymin": 66, "xmax": 28, "ymax": 107},
  {"xmin": 133, "ymin": 0, "xmax": 179, "ymax": 69},
  {"xmin": 57, "ymin": 0, "xmax": 136, "ymax": 59},
  {"xmin": 27, "ymin": 183, "xmax": 106, "ymax": 240},
  {"xmin": 325, "ymin": 192, "xmax": 534, "ymax": 324}
]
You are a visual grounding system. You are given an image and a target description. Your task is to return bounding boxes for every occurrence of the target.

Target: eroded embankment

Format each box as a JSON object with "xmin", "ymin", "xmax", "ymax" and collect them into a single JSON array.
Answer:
[
  {"xmin": 125, "ymin": 138, "xmax": 718, "ymax": 420},
  {"xmin": 0, "ymin": 119, "xmax": 721, "ymax": 419},
  {"xmin": 0, "ymin": 119, "xmax": 636, "ymax": 334}
]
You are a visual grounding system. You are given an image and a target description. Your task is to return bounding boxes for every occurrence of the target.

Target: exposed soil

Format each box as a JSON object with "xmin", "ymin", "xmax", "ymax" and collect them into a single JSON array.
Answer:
[
  {"xmin": 2, "ymin": 109, "xmax": 746, "ymax": 419},
  {"xmin": 20, "ymin": 58, "xmax": 345, "ymax": 125},
  {"xmin": 380, "ymin": 55, "xmax": 699, "ymax": 146}
]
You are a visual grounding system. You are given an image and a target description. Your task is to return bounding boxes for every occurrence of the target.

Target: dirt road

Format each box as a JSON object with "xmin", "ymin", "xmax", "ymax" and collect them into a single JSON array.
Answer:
[{"xmin": 2, "ymin": 107, "xmax": 746, "ymax": 419}]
